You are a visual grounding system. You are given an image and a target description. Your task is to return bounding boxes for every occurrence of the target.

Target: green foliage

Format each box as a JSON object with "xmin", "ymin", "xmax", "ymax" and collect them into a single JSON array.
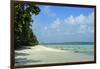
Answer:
[{"xmin": 14, "ymin": 2, "xmax": 40, "ymax": 49}]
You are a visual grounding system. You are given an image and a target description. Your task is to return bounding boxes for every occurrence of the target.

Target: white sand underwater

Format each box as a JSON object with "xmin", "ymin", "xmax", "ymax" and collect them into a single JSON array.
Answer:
[{"xmin": 15, "ymin": 45, "xmax": 94, "ymax": 66}]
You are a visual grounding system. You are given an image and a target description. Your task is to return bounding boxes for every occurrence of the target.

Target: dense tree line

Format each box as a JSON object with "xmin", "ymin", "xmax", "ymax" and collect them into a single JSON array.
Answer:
[{"xmin": 14, "ymin": 2, "xmax": 40, "ymax": 49}]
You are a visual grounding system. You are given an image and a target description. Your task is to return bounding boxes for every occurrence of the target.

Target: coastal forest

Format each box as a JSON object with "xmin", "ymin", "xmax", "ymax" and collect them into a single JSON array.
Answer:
[{"xmin": 14, "ymin": 2, "xmax": 40, "ymax": 49}]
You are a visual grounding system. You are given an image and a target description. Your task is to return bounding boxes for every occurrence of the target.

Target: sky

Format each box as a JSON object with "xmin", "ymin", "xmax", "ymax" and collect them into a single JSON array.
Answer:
[{"xmin": 32, "ymin": 5, "xmax": 94, "ymax": 43}]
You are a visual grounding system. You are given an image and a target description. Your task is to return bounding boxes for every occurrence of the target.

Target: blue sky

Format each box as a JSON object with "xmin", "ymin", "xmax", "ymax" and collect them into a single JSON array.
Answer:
[{"xmin": 32, "ymin": 5, "xmax": 94, "ymax": 43}]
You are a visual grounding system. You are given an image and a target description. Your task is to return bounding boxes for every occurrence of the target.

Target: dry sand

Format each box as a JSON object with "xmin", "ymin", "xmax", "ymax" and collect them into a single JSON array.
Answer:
[{"xmin": 15, "ymin": 45, "xmax": 94, "ymax": 66}]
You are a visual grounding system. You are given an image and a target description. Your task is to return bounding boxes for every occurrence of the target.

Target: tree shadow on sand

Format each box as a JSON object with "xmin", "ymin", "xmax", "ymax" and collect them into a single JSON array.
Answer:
[
  {"xmin": 15, "ymin": 52, "xmax": 30, "ymax": 56},
  {"xmin": 15, "ymin": 46, "xmax": 32, "ymax": 51},
  {"xmin": 15, "ymin": 58, "xmax": 42, "ymax": 66}
]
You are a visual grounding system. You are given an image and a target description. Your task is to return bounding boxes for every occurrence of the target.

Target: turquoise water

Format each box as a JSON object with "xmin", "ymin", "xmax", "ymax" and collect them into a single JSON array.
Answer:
[{"xmin": 43, "ymin": 44, "xmax": 94, "ymax": 56}]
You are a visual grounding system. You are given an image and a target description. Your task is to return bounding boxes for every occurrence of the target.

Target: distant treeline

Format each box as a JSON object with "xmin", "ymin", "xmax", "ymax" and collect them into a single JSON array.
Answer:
[{"xmin": 40, "ymin": 42, "xmax": 94, "ymax": 45}]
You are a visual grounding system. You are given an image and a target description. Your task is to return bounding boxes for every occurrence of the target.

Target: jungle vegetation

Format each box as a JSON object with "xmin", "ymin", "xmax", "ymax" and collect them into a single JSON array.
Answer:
[{"xmin": 14, "ymin": 2, "xmax": 40, "ymax": 49}]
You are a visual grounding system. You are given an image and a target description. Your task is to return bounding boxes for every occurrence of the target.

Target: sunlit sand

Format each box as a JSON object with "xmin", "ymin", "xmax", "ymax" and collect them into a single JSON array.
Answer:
[{"xmin": 15, "ymin": 45, "xmax": 94, "ymax": 66}]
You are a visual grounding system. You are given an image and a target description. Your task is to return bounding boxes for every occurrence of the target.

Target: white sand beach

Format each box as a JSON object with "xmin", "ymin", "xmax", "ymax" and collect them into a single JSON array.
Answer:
[{"xmin": 15, "ymin": 45, "xmax": 94, "ymax": 66}]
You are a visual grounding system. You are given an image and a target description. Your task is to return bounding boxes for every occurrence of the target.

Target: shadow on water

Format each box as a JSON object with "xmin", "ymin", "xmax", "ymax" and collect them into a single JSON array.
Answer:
[{"xmin": 15, "ymin": 58, "xmax": 42, "ymax": 66}]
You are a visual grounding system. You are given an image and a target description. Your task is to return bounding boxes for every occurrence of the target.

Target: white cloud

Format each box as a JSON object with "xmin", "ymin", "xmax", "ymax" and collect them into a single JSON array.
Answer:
[
  {"xmin": 51, "ymin": 18, "xmax": 61, "ymax": 29},
  {"xmin": 88, "ymin": 12, "xmax": 94, "ymax": 24},
  {"xmin": 64, "ymin": 12, "xmax": 94, "ymax": 33},
  {"xmin": 64, "ymin": 12, "xmax": 94, "ymax": 25},
  {"xmin": 76, "ymin": 14, "xmax": 87, "ymax": 24},
  {"xmin": 78, "ymin": 25, "xmax": 87, "ymax": 33},
  {"xmin": 43, "ymin": 6, "xmax": 56, "ymax": 17},
  {"xmin": 42, "ymin": 12, "xmax": 94, "ymax": 36},
  {"xmin": 65, "ymin": 16, "xmax": 76, "ymax": 24},
  {"xmin": 64, "ymin": 14, "xmax": 87, "ymax": 25},
  {"xmin": 87, "ymin": 26, "xmax": 94, "ymax": 33},
  {"xmin": 44, "ymin": 26, "xmax": 48, "ymax": 30}
]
